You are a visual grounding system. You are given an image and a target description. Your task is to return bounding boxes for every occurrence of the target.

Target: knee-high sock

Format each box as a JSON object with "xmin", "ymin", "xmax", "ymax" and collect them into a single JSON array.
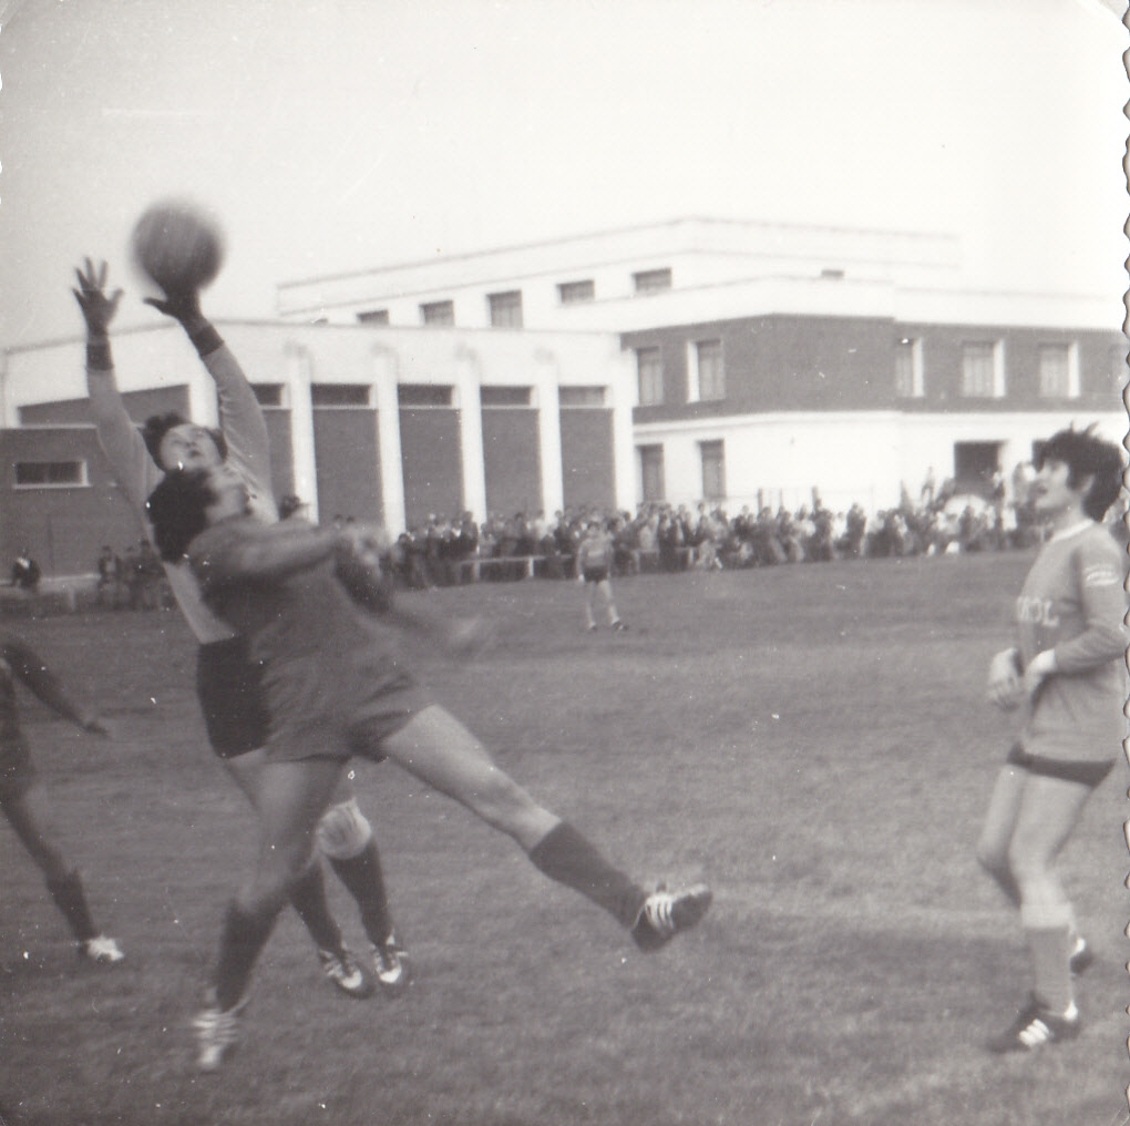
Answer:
[
  {"xmin": 329, "ymin": 841, "xmax": 394, "ymax": 945},
  {"xmin": 527, "ymin": 822, "xmax": 646, "ymax": 929},
  {"xmin": 287, "ymin": 862, "xmax": 345, "ymax": 955},
  {"xmin": 214, "ymin": 901, "xmax": 280, "ymax": 1011},
  {"xmin": 1027, "ymin": 924, "xmax": 1074, "ymax": 1013},
  {"xmin": 45, "ymin": 870, "xmax": 97, "ymax": 942}
]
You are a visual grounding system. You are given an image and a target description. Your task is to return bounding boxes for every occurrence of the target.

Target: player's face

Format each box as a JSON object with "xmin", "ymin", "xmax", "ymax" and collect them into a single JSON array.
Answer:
[
  {"xmin": 1030, "ymin": 458, "xmax": 1080, "ymax": 517},
  {"xmin": 203, "ymin": 463, "xmax": 250, "ymax": 523},
  {"xmin": 159, "ymin": 424, "xmax": 223, "ymax": 472}
]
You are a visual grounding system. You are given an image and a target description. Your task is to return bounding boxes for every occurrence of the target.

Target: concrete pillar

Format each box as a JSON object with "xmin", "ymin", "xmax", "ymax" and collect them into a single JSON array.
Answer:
[
  {"xmin": 534, "ymin": 348, "xmax": 564, "ymax": 516},
  {"xmin": 454, "ymin": 345, "xmax": 486, "ymax": 523},
  {"xmin": 371, "ymin": 344, "xmax": 406, "ymax": 535},
  {"xmin": 283, "ymin": 341, "xmax": 318, "ymax": 522}
]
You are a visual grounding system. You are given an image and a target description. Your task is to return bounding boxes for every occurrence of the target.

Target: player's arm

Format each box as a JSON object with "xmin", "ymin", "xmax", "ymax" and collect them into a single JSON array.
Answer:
[
  {"xmin": 986, "ymin": 646, "xmax": 1024, "ymax": 710},
  {"xmin": 0, "ymin": 636, "xmax": 107, "ymax": 734},
  {"xmin": 74, "ymin": 259, "xmax": 158, "ymax": 509},
  {"xmin": 191, "ymin": 518, "xmax": 348, "ymax": 587}
]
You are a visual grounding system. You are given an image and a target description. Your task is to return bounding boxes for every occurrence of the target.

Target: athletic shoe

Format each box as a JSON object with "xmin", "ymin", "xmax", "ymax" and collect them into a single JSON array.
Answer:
[
  {"xmin": 587, "ymin": 624, "xmax": 598, "ymax": 633},
  {"xmin": 631, "ymin": 883, "xmax": 713, "ymax": 952},
  {"xmin": 371, "ymin": 936, "xmax": 411, "ymax": 996},
  {"xmin": 1068, "ymin": 935, "xmax": 1095, "ymax": 976},
  {"xmin": 318, "ymin": 947, "xmax": 374, "ymax": 999},
  {"xmin": 80, "ymin": 935, "xmax": 124, "ymax": 964},
  {"xmin": 986, "ymin": 994, "xmax": 1080, "ymax": 1053},
  {"xmin": 612, "ymin": 620, "xmax": 628, "ymax": 632},
  {"xmin": 194, "ymin": 995, "xmax": 247, "ymax": 1072}
]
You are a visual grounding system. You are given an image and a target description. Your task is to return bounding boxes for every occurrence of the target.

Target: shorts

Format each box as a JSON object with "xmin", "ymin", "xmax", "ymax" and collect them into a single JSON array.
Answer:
[
  {"xmin": 582, "ymin": 566, "xmax": 609, "ymax": 584},
  {"xmin": 1006, "ymin": 742, "xmax": 1117, "ymax": 789},
  {"xmin": 0, "ymin": 734, "xmax": 35, "ymax": 803},
  {"xmin": 196, "ymin": 637, "xmax": 272, "ymax": 759}
]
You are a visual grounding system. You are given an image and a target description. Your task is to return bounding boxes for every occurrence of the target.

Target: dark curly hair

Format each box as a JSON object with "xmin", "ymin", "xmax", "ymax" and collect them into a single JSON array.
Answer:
[
  {"xmin": 142, "ymin": 412, "xmax": 228, "ymax": 468},
  {"xmin": 145, "ymin": 469, "xmax": 216, "ymax": 562},
  {"xmin": 1036, "ymin": 426, "xmax": 1125, "ymax": 521}
]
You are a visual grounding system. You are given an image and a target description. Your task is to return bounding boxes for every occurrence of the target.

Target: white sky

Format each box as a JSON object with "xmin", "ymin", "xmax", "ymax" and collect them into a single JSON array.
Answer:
[{"xmin": 0, "ymin": 0, "xmax": 1126, "ymax": 355}]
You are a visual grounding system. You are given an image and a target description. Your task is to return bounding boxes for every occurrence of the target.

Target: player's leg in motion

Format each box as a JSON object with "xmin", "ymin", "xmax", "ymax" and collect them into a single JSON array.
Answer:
[
  {"xmin": 598, "ymin": 577, "xmax": 623, "ymax": 629},
  {"xmin": 583, "ymin": 578, "xmax": 598, "ymax": 631},
  {"xmin": 197, "ymin": 755, "xmax": 344, "ymax": 1070},
  {"xmin": 1, "ymin": 783, "xmax": 123, "ymax": 963},
  {"xmin": 377, "ymin": 705, "xmax": 710, "ymax": 949}
]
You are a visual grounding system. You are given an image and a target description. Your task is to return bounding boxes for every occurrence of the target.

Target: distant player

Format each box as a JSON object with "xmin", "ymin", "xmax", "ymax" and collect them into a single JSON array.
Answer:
[
  {"xmin": 976, "ymin": 427, "xmax": 1126, "ymax": 1052},
  {"xmin": 73, "ymin": 259, "xmax": 407, "ymax": 998},
  {"xmin": 1, "ymin": 632, "xmax": 123, "ymax": 964},
  {"xmin": 145, "ymin": 465, "xmax": 712, "ymax": 1070},
  {"xmin": 576, "ymin": 518, "xmax": 626, "ymax": 632}
]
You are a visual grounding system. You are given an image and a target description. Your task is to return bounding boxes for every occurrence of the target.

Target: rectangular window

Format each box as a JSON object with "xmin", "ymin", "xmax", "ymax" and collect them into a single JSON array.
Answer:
[
  {"xmin": 14, "ymin": 460, "xmax": 88, "ymax": 488},
  {"xmin": 559, "ymin": 386, "xmax": 606, "ymax": 407},
  {"xmin": 961, "ymin": 342, "xmax": 1004, "ymax": 398},
  {"xmin": 1038, "ymin": 343, "xmax": 1079, "ymax": 399},
  {"xmin": 357, "ymin": 309, "xmax": 389, "ymax": 325},
  {"xmin": 557, "ymin": 279, "xmax": 595, "ymax": 304},
  {"xmin": 252, "ymin": 383, "xmax": 285, "ymax": 407},
  {"xmin": 487, "ymin": 290, "xmax": 523, "ymax": 328},
  {"xmin": 398, "ymin": 384, "xmax": 453, "ymax": 407},
  {"xmin": 691, "ymin": 339, "xmax": 725, "ymax": 401},
  {"xmin": 639, "ymin": 445, "xmax": 665, "ymax": 502},
  {"xmin": 311, "ymin": 384, "xmax": 371, "ymax": 407},
  {"xmin": 636, "ymin": 346, "xmax": 664, "ymax": 406},
  {"xmin": 420, "ymin": 300, "xmax": 455, "ymax": 326},
  {"xmin": 481, "ymin": 386, "xmax": 532, "ymax": 407},
  {"xmin": 700, "ymin": 441, "xmax": 725, "ymax": 500},
  {"xmin": 894, "ymin": 338, "xmax": 924, "ymax": 398},
  {"xmin": 633, "ymin": 267, "xmax": 672, "ymax": 295}
]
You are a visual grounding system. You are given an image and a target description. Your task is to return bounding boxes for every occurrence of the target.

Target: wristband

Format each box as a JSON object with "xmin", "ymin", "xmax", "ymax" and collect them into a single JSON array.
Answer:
[
  {"xmin": 86, "ymin": 338, "xmax": 113, "ymax": 369},
  {"xmin": 186, "ymin": 323, "xmax": 224, "ymax": 358}
]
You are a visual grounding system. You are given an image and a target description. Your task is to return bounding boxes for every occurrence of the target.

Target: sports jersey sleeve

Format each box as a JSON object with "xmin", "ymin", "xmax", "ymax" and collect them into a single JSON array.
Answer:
[{"xmin": 1053, "ymin": 537, "xmax": 1127, "ymax": 674}]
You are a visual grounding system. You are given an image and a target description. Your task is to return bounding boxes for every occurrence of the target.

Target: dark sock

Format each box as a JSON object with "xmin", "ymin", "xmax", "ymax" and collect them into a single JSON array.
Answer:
[
  {"xmin": 527, "ymin": 822, "xmax": 645, "ymax": 929},
  {"xmin": 329, "ymin": 840, "xmax": 394, "ymax": 945},
  {"xmin": 214, "ymin": 900, "xmax": 279, "ymax": 1011},
  {"xmin": 46, "ymin": 870, "xmax": 97, "ymax": 942},
  {"xmin": 288, "ymin": 862, "xmax": 346, "ymax": 955}
]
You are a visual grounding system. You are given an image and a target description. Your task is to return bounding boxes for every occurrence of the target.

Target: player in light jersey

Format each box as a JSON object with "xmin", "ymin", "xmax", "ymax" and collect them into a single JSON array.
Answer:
[
  {"xmin": 1, "ymin": 632, "xmax": 123, "ymax": 964},
  {"xmin": 576, "ymin": 518, "xmax": 626, "ymax": 632},
  {"xmin": 976, "ymin": 427, "xmax": 1126, "ymax": 1052},
  {"xmin": 73, "ymin": 259, "xmax": 407, "ymax": 998},
  {"xmin": 144, "ymin": 464, "xmax": 712, "ymax": 1070}
]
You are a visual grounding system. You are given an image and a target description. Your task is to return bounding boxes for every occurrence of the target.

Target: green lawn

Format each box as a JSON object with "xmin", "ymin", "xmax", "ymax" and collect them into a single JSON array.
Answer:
[{"xmin": 1, "ymin": 552, "xmax": 1126, "ymax": 1126}]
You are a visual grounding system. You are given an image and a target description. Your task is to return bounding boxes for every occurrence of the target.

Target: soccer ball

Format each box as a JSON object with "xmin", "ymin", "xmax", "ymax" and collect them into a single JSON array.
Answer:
[{"xmin": 130, "ymin": 199, "xmax": 225, "ymax": 292}]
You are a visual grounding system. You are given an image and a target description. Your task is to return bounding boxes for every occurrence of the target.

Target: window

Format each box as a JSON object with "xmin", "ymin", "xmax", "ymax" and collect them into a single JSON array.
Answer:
[
  {"xmin": 14, "ymin": 460, "xmax": 87, "ymax": 488},
  {"xmin": 894, "ymin": 338, "xmax": 924, "ymax": 398},
  {"xmin": 357, "ymin": 309, "xmax": 389, "ymax": 325},
  {"xmin": 488, "ymin": 290, "xmax": 523, "ymax": 328},
  {"xmin": 961, "ymin": 342, "xmax": 1004, "ymax": 398},
  {"xmin": 636, "ymin": 346, "xmax": 664, "ymax": 406},
  {"xmin": 632, "ymin": 267, "xmax": 672, "ymax": 295},
  {"xmin": 820, "ymin": 268, "xmax": 845, "ymax": 280},
  {"xmin": 398, "ymin": 384, "xmax": 453, "ymax": 407},
  {"xmin": 690, "ymin": 339, "xmax": 725, "ymax": 401},
  {"xmin": 252, "ymin": 384, "xmax": 285, "ymax": 407},
  {"xmin": 559, "ymin": 386, "xmax": 606, "ymax": 407},
  {"xmin": 420, "ymin": 300, "xmax": 454, "ymax": 326},
  {"xmin": 639, "ymin": 445, "xmax": 665, "ymax": 502},
  {"xmin": 481, "ymin": 386, "xmax": 532, "ymax": 407},
  {"xmin": 557, "ymin": 279, "xmax": 595, "ymax": 304},
  {"xmin": 312, "ymin": 384, "xmax": 371, "ymax": 407},
  {"xmin": 700, "ymin": 441, "xmax": 725, "ymax": 500},
  {"xmin": 1037, "ymin": 343, "xmax": 1079, "ymax": 399}
]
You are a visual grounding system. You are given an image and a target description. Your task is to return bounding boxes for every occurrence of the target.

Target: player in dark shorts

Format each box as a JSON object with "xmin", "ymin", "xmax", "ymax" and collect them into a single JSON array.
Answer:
[
  {"xmin": 576, "ymin": 518, "xmax": 626, "ymax": 632},
  {"xmin": 146, "ymin": 464, "xmax": 713, "ymax": 1071},
  {"xmin": 74, "ymin": 258, "xmax": 406, "ymax": 999},
  {"xmin": 977, "ymin": 427, "xmax": 1126, "ymax": 1052},
  {"xmin": 1, "ymin": 633, "xmax": 123, "ymax": 964}
]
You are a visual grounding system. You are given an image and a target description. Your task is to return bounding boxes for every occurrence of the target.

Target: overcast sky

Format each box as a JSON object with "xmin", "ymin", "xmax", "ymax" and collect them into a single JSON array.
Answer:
[{"xmin": 0, "ymin": 0, "xmax": 1126, "ymax": 356}]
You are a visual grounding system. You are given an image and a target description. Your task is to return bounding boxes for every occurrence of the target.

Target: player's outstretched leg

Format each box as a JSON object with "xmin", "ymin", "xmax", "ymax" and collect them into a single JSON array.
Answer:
[{"xmin": 287, "ymin": 860, "xmax": 372, "ymax": 998}]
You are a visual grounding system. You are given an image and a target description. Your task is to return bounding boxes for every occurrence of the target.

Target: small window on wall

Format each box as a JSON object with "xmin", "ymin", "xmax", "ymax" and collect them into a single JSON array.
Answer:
[
  {"xmin": 961, "ymin": 342, "xmax": 1004, "ymax": 398},
  {"xmin": 1037, "ymin": 343, "xmax": 1079, "ymax": 399},
  {"xmin": 357, "ymin": 309, "xmax": 389, "ymax": 325},
  {"xmin": 481, "ymin": 386, "xmax": 532, "ymax": 407},
  {"xmin": 488, "ymin": 291, "xmax": 524, "ymax": 328},
  {"xmin": 894, "ymin": 338, "xmax": 924, "ymax": 398},
  {"xmin": 312, "ymin": 384, "xmax": 371, "ymax": 407},
  {"xmin": 639, "ymin": 445, "xmax": 665, "ymax": 502},
  {"xmin": 700, "ymin": 440, "xmax": 725, "ymax": 500},
  {"xmin": 558, "ymin": 279, "xmax": 595, "ymax": 304},
  {"xmin": 15, "ymin": 460, "xmax": 88, "ymax": 488},
  {"xmin": 398, "ymin": 384, "xmax": 454, "ymax": 408},
  {"xmin": 420, "ymin": 300, "xmax": 455, "ymax": 326},
  {"xmin": 691, "ymin": 339, "xmax": 725, "ymax": 401},
  {"xmin": 636, "ymin": 346, "xmax": 663, "ymax": 406},
  {"xmin": 559, "ymin": 386, "xmax": 606, "ymax": 407},
  {"xmin": 633, "ymin": 268, "xmax": 672, "ymax": 295},
  {"xmin": 252, "ymin": 383, "xmax": 285, "ymax": 407}
]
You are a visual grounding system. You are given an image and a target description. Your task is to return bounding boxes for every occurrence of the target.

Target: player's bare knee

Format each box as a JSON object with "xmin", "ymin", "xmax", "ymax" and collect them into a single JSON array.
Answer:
[{"xmin": 316, "ymin": 798, "xmax": 373, "ymax": 860}]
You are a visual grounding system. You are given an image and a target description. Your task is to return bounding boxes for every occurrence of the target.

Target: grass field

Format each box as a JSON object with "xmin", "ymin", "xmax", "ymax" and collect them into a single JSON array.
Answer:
[{"xmin": 1, "ymin": 552, "xmax": 1127, "ymax": 1126}]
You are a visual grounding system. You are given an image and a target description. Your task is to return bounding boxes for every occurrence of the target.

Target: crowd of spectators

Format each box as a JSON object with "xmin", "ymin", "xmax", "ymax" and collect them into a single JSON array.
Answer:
[{"xmin": 93, "ymin": 540, "xmax": 171, "ymax": 610}]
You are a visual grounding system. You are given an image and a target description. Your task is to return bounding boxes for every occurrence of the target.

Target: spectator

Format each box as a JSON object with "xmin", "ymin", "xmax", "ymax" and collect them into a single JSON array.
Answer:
[{"xmin": 11, "ymin": 549, "xmax": 41, "ymax": 593}]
